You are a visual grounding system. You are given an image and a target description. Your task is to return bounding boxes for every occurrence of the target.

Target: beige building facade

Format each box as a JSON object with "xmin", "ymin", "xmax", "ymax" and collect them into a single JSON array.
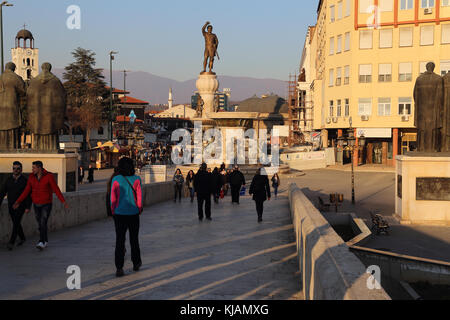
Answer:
[{"xmin": 303, "ymin": 0, "xmax": 450, "ymax": 166}]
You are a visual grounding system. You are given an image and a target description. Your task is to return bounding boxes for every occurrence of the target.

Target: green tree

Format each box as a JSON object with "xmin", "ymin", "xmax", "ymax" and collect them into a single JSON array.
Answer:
[{"xmin": 63, "ymin": 47, "xmax": 109, "ymax": 149}]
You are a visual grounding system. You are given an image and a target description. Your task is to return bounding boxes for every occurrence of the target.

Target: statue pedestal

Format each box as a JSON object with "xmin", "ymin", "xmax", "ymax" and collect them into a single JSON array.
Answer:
[
  {"xmin": 196, "ymin": 73, "xmax": 219, "ymax": 119},
  {"xmin": 395, "ymin": 154, "xmax": 450, "ymax": 226},
  {"xmin": 0, "ymin": 153, "xmax": 79, "ymax": 193}
]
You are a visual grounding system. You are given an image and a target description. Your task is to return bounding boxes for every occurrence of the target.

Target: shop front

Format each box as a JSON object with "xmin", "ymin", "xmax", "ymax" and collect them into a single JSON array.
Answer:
[{"xmin": 356, "ymin": 128, "xmax": 397, "ymax": 166}]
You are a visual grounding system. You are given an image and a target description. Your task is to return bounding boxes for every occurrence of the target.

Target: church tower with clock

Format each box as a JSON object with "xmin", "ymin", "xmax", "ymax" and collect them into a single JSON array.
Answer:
[{"xmin": 11, "ymin": 27, "xmax": 39, "ymax": 81}]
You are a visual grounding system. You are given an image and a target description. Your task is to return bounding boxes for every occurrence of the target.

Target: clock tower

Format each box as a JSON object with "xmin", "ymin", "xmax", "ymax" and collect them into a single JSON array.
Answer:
[{"xmin": 11, "ymin": 27, "xmax": 39, "ymax": 81}]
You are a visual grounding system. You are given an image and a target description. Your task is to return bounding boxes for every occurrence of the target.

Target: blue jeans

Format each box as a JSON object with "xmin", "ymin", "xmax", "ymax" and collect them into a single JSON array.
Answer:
[
  {"xmin": 34, "ymin": 204, "xmax": 52, "ymax": 243},
  {"xmin": 189, "ymin": 188, "xmax": 195, "ymax": 200},
  {"xmin": 274, "ymin": 186, "xmax": 278, "ymax": 197}
]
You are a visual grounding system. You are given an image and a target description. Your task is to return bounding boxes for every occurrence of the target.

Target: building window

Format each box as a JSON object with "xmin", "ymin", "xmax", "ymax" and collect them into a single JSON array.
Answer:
[
  {"xmin": 345, "ymin": 0, "xmax": 351, "ymax": 16},
  {"xmin": 329, "ymin": 100, "xmax": 334, "ymax": 117},
  {"xmin": 380, "ymin": 0, "xmax": 393, "ymax": 12},
  {"xmin": 442, "ymin": 24, "xmax": 450, "ymax": 44},
  {"xmin": 440, "ymin": 60, "xmax": 450, "ymax": 76},
  {"xmin": 421, "ymin": 0, "xmax": 435, "ymax": 8},
  {"xmin": 337, "ymin": 99, "xmax": 342, "ymax": 117},
  {"xmin": 378, "ymin": 98, "xmax": 391, "ymax": 116},
  {"xmin": 330, "ymin": 37, "xmax": 335, "ymax": 55},
  {"xmin": 399, "ymin": 62, "xmax": 413, "ymax": 81},
  {"xmin": 337, "ymin": 35, "xmax": 342, "ymax": 53},
  {"xmin": 359, "ymin": 0, "xmax": 374, "ymax": 13},
  {"xmin": 401, "ymin": 0, "xmax": 414, "ymax": 10},
  {"xmin": 359, "ymin": 30, "xmax": 373, "ymax": 49},
  {"xmin": 337, "ymin": 1, "xmax": 343, "ymax": 19},
  {"xmin": 345, "ymin": 99, "xmax": 350, "ymax": 116},
  {"xmin": 420, "ymin": 25, "xmax": 434, "ymax": 46},
  {"xmin": 336, "ymin": 67, "xmax": 342, "ymax": 86},
  {"xmin": 379, "ymin": 29, "xmax": 393, "ymax": 48},
  {"xmin": 399, "ymin": 27, "xmax": 413, "ymax": 47},
  {"xmin": 443, "ymin": 0, "xmax": 450, "ymax": 6},
  {"xmin": 345, "ymin": 32, "xmax": 350, "ymax": 51},
  {"xmin": 358, "ymin": 98, "xmax": 372, "ymax": 116},
  {"xmin": 359, "ymin": 64, "xmax": 372, "ymax": 83},
  {"xmin": 98, "ymin": 127, "xmax": 104, "ymax": 135},
  {"xmin": 419, "ymin": 61, "xmax": 428, "ymax": 74},
  {"xmin": 378, "ymin": 63, "xmax": 392, "ymax": 82},
  {"xmin": 399, "ymin": 97, "xmax": 412, "ymax": 115},
  {"xmin": 330, "ymin": 5, "xmax": 335, "ymax": 22},
  {"xmin": 329, "ymin": 69, "xmax": 334, "ymax": 86},
  {"xmin": 344, "ymin": 65, "xmax": 350, "ymax": 84}
]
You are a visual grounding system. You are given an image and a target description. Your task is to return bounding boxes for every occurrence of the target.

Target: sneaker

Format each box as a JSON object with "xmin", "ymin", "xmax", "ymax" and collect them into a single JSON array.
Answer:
[
  {"xmin": 42, "ymin": 242, "xmax": 48, "ymax": 249},
  {"xmin": 7, "ymin": 243, "xmax": 14, "ymax": 251},
  {"xmin": 36, "ymin": 242, "xmax": 44, "ymax": 250},
  {"xmin": 116, "ymin": 269, "xmax": 124, "ymax": 277},
  {"xmin": 133, "ymin": 262, "xmax": 142, "ymax": 272},
  {"xmin": 17, "ymin": 239, "xmax": 26, "ymax": 246}
]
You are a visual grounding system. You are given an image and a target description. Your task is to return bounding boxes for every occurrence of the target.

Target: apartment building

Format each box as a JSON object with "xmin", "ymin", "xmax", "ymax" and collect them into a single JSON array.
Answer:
[{"xmin": 304, "ymin": 0, "xmax": 450, "ymax": 166}]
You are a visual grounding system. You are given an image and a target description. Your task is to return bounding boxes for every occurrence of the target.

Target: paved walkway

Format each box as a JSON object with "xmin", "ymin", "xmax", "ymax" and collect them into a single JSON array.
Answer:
[{"xmin": 0, "ymin": 189, "xmax": 302, "ymax": 300}]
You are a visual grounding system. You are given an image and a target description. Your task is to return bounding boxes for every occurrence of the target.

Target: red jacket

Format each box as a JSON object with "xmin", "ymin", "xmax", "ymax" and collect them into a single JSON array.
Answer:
[{"xmin": 16, "ymin": 169, "xmax": 66, "ymax": 205}]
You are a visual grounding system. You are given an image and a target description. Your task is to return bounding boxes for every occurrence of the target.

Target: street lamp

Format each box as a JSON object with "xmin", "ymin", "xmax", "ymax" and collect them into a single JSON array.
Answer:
[
  {"xmin": 109, "ymin": 51, "xmax": 118, "ymax": 141},
  {"xmin": 337, "ymin": 116, "xmax": 365, "ymax": 204},
  {"xmin": 0, "ymin": 1, "xmax": 13, "ymax": 74}
]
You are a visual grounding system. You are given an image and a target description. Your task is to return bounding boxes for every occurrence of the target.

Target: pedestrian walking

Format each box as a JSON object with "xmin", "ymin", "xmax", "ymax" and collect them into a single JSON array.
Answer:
[
  {"xmin": 78, "ymin": 165, "xmax": 84, "ymax": 184},
  {"xmin": 13, "ymin": 161, "xmax": 69, "ymax": 251},
  {"xmin": 249, "ymin": 168, "xmax": 271, "ymax": 223},
  {"xmin": 88, "ymin": 164, "xmax": 94, "ymax": 184},
  {"xmin": 220, "ymin": 168, "xmax": 227, "ymax": 197},
  {"xmin": 271, "ymin": 173, "xmax": 280, "ymax": 198},
  {"xmin": 0, "ymin": 161, "xmax": 32, "ymax": 250},
  {"xmin": 229, "ymin": 165, "xmax": 246, "ymax": 204},
  {"xmin": 173, "ymin": 168, "xmax": 184, "ymax": 202},
  {"xmin": 211, "ymin": 167, "xmax": 222, "ymax": 204},
  {"xmin": 186, "ymin": 170, "xmax": 195, "ymax": 203},
  {"xmin": 106, "ymin": 167, "xmax": 120, "ymax": 217},
  {"xmin": 110, "ymin": 157, "xmax": 143, "ymax": 277},
  {"xmin": 194, "ymin": 163, "xmax": 213, "ymax": 221}
]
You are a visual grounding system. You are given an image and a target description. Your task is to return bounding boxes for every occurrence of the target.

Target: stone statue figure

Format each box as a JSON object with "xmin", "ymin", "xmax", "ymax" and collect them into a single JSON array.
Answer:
[
  {"xmin": 413, "ymin": 62, "xmax": 444, "ymax": 152},
  {"xmin": 26, "ymin": 62, "xmax": 67, "ymax": 151},
  {"xmin": 442, "ymin": 72, "xmax": 450, "ymax": 152},
  {"xmin": 202, "ymin": 21, "xmax": 219, "ymax": 74},
  {"xmin": 196, "ymin": 95, "xmax": 204, "ymax": 118},
  {"xmin": 0, "ymin": 62, "xmax": 26, "ymax": 150}
]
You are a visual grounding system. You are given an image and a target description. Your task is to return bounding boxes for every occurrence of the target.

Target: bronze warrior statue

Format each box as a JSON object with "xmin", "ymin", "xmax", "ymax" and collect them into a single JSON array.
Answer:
[
  {"xmin": 0, "ymin": 62, "xmax": 26, "ymax": 150},
  {"xmin": 202, "ymin": 21, "xmax": 219, "ymax": 74},
  {"xmin": 413, "ymin": 62, "xmax": 444, "ymax": 152},
  {"xmin": 443, "ymin": 72, "xmax": 450, "ymax": 152},
  {"xmin": 26, "ymin": 62, "xmax": 67, "ymax": 151}
]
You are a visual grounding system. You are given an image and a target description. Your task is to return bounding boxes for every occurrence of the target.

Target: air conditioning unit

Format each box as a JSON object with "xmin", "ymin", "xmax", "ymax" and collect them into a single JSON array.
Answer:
[
  {"xmin": 332, "ymin": 117, "xmax": 338, "ymax": 123},
  {"xmin": 424, "ymin": 8, "xmax": 433, "ymax": 15},
  {"xmin": 326, "ymin": 117, "xmax": 332, "ymax": 124},
  {"xmin": 361, "ymin": 115, "xmax": 370, "ymax": 121},
  {"xmin": 401, "ymin": 115, "xmax": 410, "ymax": 122}
]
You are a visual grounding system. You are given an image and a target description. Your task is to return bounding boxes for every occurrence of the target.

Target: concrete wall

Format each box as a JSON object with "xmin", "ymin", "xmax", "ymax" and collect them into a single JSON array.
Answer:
[
  {"xmin": 0, "ymin": 181, "xmax": 174, "ymax": 244},
  {"xmin": 288, "ymin": 183, "xmax": 390, "ymax": 300},
  {"xmin": 281, "ymin": 151, "xmax": 328, "ymax": 171}
]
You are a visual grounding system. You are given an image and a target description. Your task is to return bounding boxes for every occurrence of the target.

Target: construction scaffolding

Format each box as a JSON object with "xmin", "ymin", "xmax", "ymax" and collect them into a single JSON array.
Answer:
[{"xmin": 288, "ymin": 73, "xmax": 303, "ymax": 146}]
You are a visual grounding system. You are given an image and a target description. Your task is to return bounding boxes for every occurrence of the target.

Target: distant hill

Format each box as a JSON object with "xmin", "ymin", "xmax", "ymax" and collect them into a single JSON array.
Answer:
[{"xmin": 53, "ymin": 69, "xmax": 287, "ymax": 105}]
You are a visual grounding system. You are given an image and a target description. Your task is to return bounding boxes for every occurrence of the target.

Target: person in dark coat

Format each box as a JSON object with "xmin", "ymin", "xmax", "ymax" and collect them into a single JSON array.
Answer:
[
  {"xmin": 186, "ymin": 170, "xmax": 195, "ymax": 202},
  {"xmin": 0, "ymin": 161, "xmax": 32, "ymax": 250},
  {"xmin": 271, "ymin": 173, "xmax": 280, "ymax": 198},
  {"xmin": 194, "ymin": 163, "xmax": 213, "ymax": 221},
  {"xmin": 211, "ymin": 167, "xmax": 222, "ymax": 204},
  {"xmin": 173, "ymin": 168, "xmax": 184, "ymax": 202},
  {"xmin": 249, "ymin": 168, "xmax": 271, "ymax": 223},
  {"xmin": 78, "ymin": 166, "xmax": 84, "ymax": 184},
  {"xmin": 229, "ymin": 165, "xmax": 246, "ymax": 204},
  {"xmin": 88, "ymin": 164, "xmax": 94, "ymax": 183}
]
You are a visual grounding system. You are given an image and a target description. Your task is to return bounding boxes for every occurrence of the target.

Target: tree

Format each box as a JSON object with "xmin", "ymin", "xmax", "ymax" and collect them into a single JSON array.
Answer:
[{"xmin": 63, "ymin": 47, "xmax": 108, "ymax": 149}]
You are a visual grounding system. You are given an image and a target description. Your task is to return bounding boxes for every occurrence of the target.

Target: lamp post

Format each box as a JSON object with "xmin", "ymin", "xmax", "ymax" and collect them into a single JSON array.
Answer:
[
  {"xmin": 0, "ymin": 1, "xmax": 13, "ymax": 74},
  {"xmin": 109, "ymin": 51, "xmax": 118, "ymax": 141},
  {"xmin": 337, "ymin": 117, "xmax": 365, "ymax": 205}
]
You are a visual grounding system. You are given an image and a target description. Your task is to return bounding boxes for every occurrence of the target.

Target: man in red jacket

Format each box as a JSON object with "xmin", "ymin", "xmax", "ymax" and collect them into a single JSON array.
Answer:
[{"xmin": 13, "ymin": 161, "xmax": 69, "ymax": 251}]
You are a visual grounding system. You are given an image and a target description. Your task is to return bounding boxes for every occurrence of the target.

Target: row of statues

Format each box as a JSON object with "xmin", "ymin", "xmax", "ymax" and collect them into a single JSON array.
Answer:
[
  {"xmin": 0, "ymin": 62, "xmax": 66, "ymax": 152},
  {"xmin": 414, "ymin": 62, "xmax": 450, "ymax": 153}
]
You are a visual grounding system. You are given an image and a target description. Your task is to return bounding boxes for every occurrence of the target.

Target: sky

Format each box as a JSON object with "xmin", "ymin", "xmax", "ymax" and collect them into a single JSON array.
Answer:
[{"xmin": 3, "ymin": 0, "xmax": 318, "ymax": 81}]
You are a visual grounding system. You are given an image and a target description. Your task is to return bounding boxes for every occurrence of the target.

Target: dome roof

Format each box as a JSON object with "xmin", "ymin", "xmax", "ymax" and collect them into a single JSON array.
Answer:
[
  {"xmin": 16, "ymin": 29, "xmax": 33, "ymax": 40},
  {"xmin": 238, "ymin": 95, "xmax": 289, "ymax": 114}
]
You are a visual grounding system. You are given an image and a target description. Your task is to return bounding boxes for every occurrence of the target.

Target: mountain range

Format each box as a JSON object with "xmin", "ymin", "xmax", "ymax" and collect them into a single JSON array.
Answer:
[{"xmin": 53, "ymin": 69, "xmax": 287, "ymax": 105}]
